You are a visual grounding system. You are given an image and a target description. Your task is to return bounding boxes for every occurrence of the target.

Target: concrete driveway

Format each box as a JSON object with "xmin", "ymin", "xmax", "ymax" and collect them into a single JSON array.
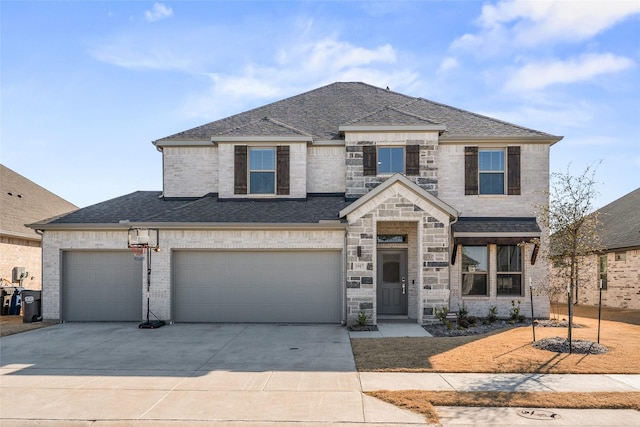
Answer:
[{"xmin": 0, "ymin": 323, "xmax": 426, "ymax": 425}]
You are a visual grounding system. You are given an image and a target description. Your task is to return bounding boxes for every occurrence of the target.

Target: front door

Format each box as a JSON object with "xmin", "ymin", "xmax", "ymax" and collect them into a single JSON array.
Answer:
[{"xmin": 377, "ymin": 250, "xmax": 408, "ymax": 315}]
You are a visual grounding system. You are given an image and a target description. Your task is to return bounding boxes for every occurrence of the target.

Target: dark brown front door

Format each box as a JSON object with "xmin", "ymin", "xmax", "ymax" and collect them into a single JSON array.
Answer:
[{"xmin": 377, "ymin": 250, "xmax": 408, "ymax": 315}]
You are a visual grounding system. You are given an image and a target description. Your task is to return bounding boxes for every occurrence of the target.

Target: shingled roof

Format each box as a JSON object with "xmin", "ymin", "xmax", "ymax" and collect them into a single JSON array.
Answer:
[
  {"xmin": 30, "ymin": 192, "xmax": 350, "ymax": 227},
  {"xmin": 1, "ymin": 165, "xmax": 78, "ymax": 239},
  {"xmin": 155, "ymin": 82, "xmax": 560, "ymax": 143},
  {"xmin": 597, "ymin": 188, "xmax": 640, "ymax": 250}
]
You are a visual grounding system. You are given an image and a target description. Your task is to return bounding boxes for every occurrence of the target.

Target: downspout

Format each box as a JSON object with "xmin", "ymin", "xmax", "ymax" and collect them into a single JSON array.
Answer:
[
  {"xmin": 343, "ymin": 227, "xmax": 348, "ymax": 325},
  {"xmin": 34, "ymin": 229, "xmax": 45, "ymax": 322},
  {"xmin": 448, "ymin": 213, "xmax": 460, "ymax": 311}
]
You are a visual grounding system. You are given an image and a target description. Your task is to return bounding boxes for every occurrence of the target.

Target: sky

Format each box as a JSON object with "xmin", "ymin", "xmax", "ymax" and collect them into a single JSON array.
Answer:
[{"xmin": 2, "ymin": 0, "xmax": 639, "ymax": 211}]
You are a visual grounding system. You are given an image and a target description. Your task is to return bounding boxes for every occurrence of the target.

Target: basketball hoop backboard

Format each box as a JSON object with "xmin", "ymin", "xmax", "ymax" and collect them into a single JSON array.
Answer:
[{"xmin": 128, "ymin": 228, "xmax": 159, "ymax": 249}]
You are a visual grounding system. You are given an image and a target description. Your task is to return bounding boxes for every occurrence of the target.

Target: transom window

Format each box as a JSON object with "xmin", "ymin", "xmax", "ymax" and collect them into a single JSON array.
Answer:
[
  {"xmin": 377, "ymin": 147, "xmax": 405, "ymax": 174},
  {"xmin": 479, "ymin": 149, "xmax": 505, "ymax": 195},
  {"xmin": 249, "ymin": 148, "xmax": 275, "ymax": 194},
  {"xmin": 462, "ymin": 246, "xmax": 488, "ymax": 296},
  {"xmin": 497, "ymin": 245, "xmax": 523, "ymax": 295}
]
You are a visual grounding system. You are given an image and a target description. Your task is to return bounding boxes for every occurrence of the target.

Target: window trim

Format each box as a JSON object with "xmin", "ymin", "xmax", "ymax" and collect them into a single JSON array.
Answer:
[
  {"xmin": 248, "ymin": 147, "xmax": 276, "ymax": 194},
  {"xmin": 599, "ymin": 255, "xmax": 608, "ymax": 290},
  {"xmin": 496, "ymin": 244, "xmax": 523, "ymax": 296},
  {"xmin": 478, "ymin": 148, "xmax": 506, "ymax": 195},
  {"xmin": 461, "ymin": 245, "xmax": 489, "ymax": 297},
  {"xmin": 377, "ymin": 146, "xmax": 406, "ymax": 175}
]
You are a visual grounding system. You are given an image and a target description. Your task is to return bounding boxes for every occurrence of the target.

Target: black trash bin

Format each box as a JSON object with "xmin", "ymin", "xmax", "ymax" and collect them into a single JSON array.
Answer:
[{"xmin": 22, "ymin": 290, "xmax": 42, "ymax": 323}]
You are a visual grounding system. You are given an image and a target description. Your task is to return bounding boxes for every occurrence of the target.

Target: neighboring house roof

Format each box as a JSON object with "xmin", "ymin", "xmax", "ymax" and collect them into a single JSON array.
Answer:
[
  {"xmin": 597, "ymin": 187, "xmax": 640, "ymax": 251},
  {"xmin": 155, "ymin": 82, "xmax": 561, "ymax": 143},
  {"xmin": 1, "ymin": 165, "xmax": 78, "ymax": 240},
  {"xmin": 29, "ymin": 192, "xmax": 350, "ymax": 228}
]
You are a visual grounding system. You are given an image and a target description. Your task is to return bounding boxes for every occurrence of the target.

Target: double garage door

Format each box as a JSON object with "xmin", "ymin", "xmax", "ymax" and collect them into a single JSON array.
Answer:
[
  {"xmin": 173, "ymin": 250, "xmax": 342, "ymax": 323},
  {"xmin": 62, "ymin": 250, "xmax": 342, "ymax": 323}
]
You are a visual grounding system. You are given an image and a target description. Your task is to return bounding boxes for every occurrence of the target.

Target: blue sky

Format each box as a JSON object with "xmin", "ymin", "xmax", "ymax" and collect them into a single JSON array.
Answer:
[{"xmin": 2, "ymin": 0, "xmax": 639, "ymax": 210}]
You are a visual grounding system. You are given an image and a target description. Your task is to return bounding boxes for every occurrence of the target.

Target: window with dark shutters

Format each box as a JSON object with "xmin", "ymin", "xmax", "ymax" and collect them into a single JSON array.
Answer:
[
  {"xmin": 507, "ymin": 146, "xmax": 521, "ymax": 195},
  {"xmin": 405, "ymin": 145, "xmax": 420, "ymax": 175},
  {"xmin": 234, "ymin": 145, "xmax": 248, "ymax": 194},
  {"xmin": 464, "ymin": 146, "xmax": 478, "ymax": 195},
  {"xmin": 276, "ymin": 146, "xmax": 290, "ymax": 195},
  {"xmin": 363, "ymin": 145, "xmax": 377, "ymax": 176}
]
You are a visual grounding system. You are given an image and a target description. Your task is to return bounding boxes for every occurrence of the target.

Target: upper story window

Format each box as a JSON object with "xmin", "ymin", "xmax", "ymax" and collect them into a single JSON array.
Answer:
[
  {"xmin": 363, "ymin": 144, "xmax": 420, "ymax": 176},
  {"xmin": 465, "ymin": 146, "xmax": 520, "ymax": 196},
  {"xmin": 496, "ymin": 245, "xmax": 522, "ymax": 295},
  {"xmin": 377, "ymin": 147, "xmax": 405, "ymax": 174},
  {"xmin": 479, "ymin": 149, "xmax": 505, "ymax": 195},
  {"xmin": 234, "ymin": 145, "xmax": 289, "ymax": 196},
  {"xmin": 249, "ymin": 148, "xmax": 275, "ymax": 194},
  {"xmin": 462, "ymin": 245, "xmax": 488, "ymax": 296}
]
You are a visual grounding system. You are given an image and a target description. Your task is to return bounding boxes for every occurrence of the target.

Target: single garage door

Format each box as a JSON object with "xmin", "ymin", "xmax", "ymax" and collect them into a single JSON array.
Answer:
[
  {"xmin": 173, "ymin": 250, "xmax": 342, "ymax": 323},
  {"xmin": 62, "ymin": 251, "xmax": 142, "ymax": 321}
]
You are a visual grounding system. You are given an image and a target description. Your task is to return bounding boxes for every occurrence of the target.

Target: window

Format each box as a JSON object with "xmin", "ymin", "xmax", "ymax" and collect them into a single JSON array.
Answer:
[
  {"xmin": 377, "ymin": 234, "xmax": 407, "ymax": 243},
  {"xmin": 464, "ymin": 146, "xmax": 520, "ymax": 195},
  {"xmin": 479, "ymin": 149, "xmax": 505, "ymax": 194},
  {"xmin": 362, "ymin": 145, "xmax": 419, "ymax": 176},
  {"xmin": 615, "ymin": 251, "xmax": 626, "ymax": 262},
  {"xmin": 462, "ymin": 246, "xmax": 488, "ymax": 296},
  {"xmin": 497, "ymin": 245, "xmax": 522, "ymax": 295},
  {"xmin": 599, "ymin": 255, "xmax": 608, "ymax": 290},
  {"xmin": 249, "ymin": 148, "xmax": 275, "ymax": 194},
  {"xmin": 377, "ymin": 147, "xmax": 405, "ymax": 174}
]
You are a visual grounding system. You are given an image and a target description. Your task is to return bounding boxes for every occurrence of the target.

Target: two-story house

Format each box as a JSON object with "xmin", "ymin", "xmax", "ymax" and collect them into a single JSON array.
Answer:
[{"xmin": 29, "ymin": 82, "xmax": 562, "ymax": 325}]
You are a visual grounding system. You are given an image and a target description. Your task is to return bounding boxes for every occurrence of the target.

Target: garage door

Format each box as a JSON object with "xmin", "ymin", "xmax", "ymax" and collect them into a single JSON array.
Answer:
[
  {"xmin": 173, "ymin": 250, "xmax": 342, "ymax": 323},
  {"xmin": 62, "ymin": 251, "xmax": 142, "ymax": 321}
]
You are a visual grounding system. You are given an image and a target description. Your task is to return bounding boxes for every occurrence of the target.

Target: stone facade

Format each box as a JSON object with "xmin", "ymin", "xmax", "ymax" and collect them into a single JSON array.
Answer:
[
  {"xmin": 552, "ymin": 250, "xmax": 640, "ymax": 310},
  {"xmin": 0, "ymin": 236, "xmax": 41, "ymax": 290},
  {"xmin": 345, "ymin": 131, "xmax": 439, "ymax": 199},
  {"xmin": 343, "ymin": 181, "xmax": 451, "ymax": 325}
]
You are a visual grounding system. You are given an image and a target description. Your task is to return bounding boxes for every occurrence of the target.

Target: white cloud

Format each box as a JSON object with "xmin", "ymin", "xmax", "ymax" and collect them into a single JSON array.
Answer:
[
  {"xmin": 453, "ymin": 0, "xmax": 640, "ymax": 51},
  {"xmin": 505, "ymin": 53, "xmax": 634, "ymax": 91},
  {"xmin": 178, "ymin": 37, "xmax": 417, "ymax": 120},
  {"xmin": 438, "ymin": 57, "xmax": 459, "ymax": 72},
  {"xmin": 144, "ymin": 3, "xmax": 173, "ymax": 23}
]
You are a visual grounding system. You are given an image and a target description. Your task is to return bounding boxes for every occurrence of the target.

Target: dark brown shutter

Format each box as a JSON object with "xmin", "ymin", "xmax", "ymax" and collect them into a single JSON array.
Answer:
[
  {"xmin": 234, "ymin": 145, "xmax": 247, "ymax": 195},
  {"xmin": 276, "ymin": 145, "xmax": 290, "ymax": 195},
  {"xmin": 507, "ymin": 146, "xmax": 521, "ymax": 195},
  {"xmin": 464, "ymin": 146, "xmax": 478, "ymax": 195},
  {"xmin": 405, "ymin": 145, "xmax": 420, "ymax": 175},
  {"xmin": 363, "ymin": 145, "xmax": 377, "ymax": 176}
]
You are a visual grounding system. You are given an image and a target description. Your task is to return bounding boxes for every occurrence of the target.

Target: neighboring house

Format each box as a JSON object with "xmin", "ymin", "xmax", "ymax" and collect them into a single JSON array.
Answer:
[
  {"xmin": 28, "ymin": 82, "xmax": 562, "ymax": 324},
  {"xmin": 553, "ymin": 188, "xmax": 640, "ymax": 310},
  {"xmin": 1, "ymin": 164, "xmax": 77, "ymax": 291}
]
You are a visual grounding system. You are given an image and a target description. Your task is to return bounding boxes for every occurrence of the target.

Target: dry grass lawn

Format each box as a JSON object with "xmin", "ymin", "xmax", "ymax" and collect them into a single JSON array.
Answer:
[
  {"xmin": 368, "ymin": 391, "xmax": 640, "ymax": 424},
  {"xmin": 0, "ymin": 315, "xmax": 57, "ymax": 337},
  {"xmin": 352, "ymin": 316, "xmax": 640, "ymax": 373}
]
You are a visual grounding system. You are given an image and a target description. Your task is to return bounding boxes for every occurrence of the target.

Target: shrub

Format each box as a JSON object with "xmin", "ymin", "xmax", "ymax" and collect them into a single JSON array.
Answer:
[
  {"xmin": 510, "ymin": 300, "xmax": 521, "ymax": 321},
  {"xmin": 487, "ymin": 305, "xmax": 498, "ymax": 323},
  {"xmin": 356, "ymin": 309, "xmax": 371, "ymax": 326}
]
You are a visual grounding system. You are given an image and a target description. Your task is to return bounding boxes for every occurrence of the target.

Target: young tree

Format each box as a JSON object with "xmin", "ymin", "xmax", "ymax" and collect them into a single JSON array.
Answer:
[{"xmin": 539, "ymin": 164, "xmax": 602, "ymax": 349}]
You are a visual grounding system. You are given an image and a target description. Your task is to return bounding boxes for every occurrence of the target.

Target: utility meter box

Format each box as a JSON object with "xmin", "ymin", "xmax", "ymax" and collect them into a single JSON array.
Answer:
[{"xmin": 12, "ymin": 267, "xmax": 26, "ymax": 283}]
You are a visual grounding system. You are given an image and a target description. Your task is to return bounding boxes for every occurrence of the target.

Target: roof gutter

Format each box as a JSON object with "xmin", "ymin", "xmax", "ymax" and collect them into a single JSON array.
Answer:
[
  {"xmin": 440, "ymin": 135, "xmax": 564, "ymax": 145},
  {"xmin": 26, "ymin": 221, "xmax": 348, "ymax": 232}
]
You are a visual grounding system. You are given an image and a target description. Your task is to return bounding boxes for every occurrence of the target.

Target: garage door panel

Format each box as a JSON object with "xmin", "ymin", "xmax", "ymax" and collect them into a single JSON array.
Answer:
[
  {"xmin": 62, "ymin": 251, "xmax": 142, "ymax": 322},
  {"xmin": 173, "ymin": 251, "xmax": 342, "ymax": 323}
]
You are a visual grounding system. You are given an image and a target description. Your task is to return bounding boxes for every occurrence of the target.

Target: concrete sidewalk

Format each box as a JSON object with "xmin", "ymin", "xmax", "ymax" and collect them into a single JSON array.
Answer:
[{"xmin": 1, "ymin": 323, "xmax": 639, "ymax": 426}]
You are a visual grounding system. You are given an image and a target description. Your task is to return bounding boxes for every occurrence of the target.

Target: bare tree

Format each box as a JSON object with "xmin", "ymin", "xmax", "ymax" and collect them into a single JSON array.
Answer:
[{"xmin": 539, "ymin": 164, "xmax": 602, "ymax": 346}]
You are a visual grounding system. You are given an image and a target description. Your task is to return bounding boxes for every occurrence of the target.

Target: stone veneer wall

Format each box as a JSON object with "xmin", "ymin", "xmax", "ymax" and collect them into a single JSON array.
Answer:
[
  {"xmin": 1, "ymin": 237, "xmax": 42, "ymax": 290},
  {"xmin": 344, "ymin": 131, "xmax": 439, "ymax": 199},
  {"xmin": 344, "ymin": 186, "xmax": 450, "ymax": 325},
  {"xmin": 552, "ymin": 250, "xmax": 640, "ymax": 310}
]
